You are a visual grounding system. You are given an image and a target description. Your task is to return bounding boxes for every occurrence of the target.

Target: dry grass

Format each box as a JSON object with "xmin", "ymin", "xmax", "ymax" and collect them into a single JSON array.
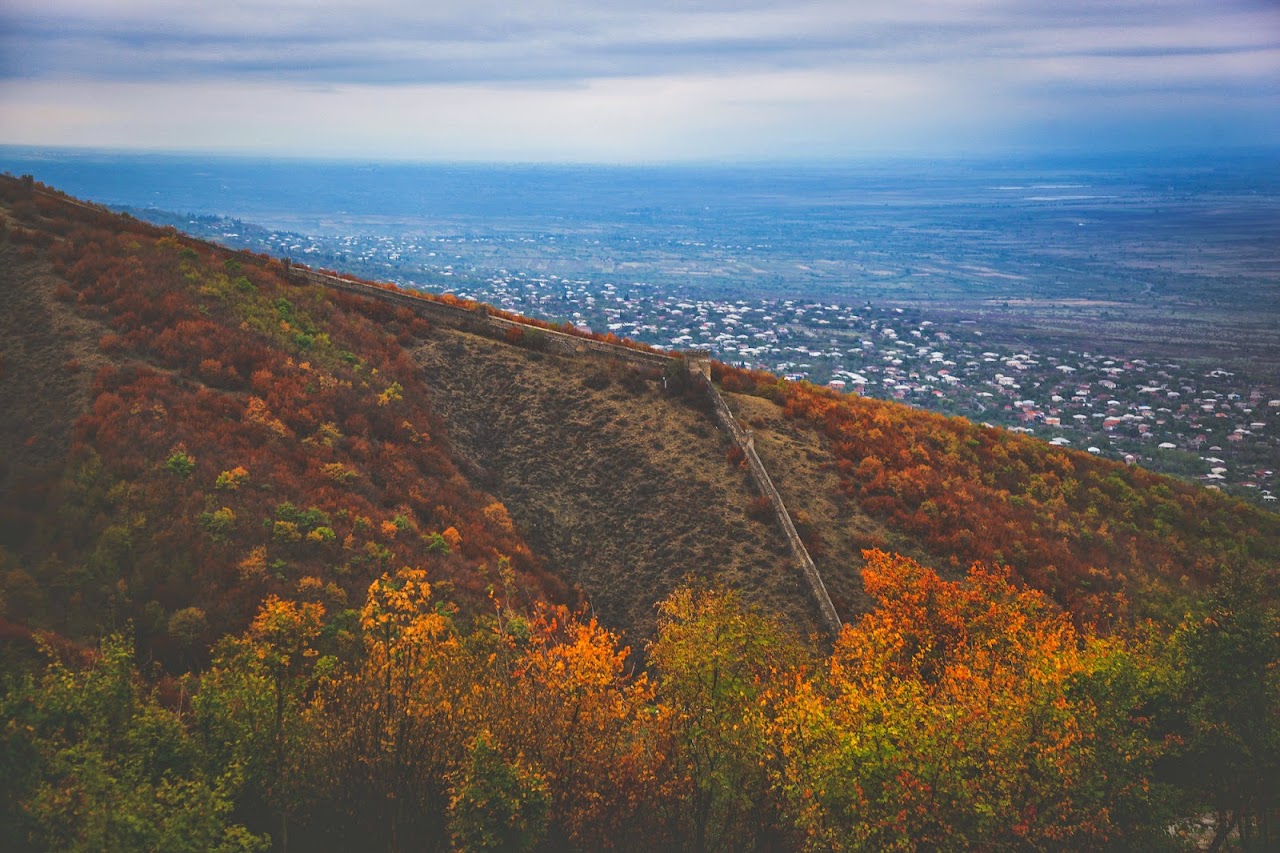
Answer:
[
  {"xmin": 0, "ymin": 236, "xmax": 111, "ymax": 507},
  {"xmin": 724, "ymin": 391, "xmax": 949, "ymax": 621},
  {"xmin": 413, "ymin": 329, "xmax": 824, "ymax": 644}
]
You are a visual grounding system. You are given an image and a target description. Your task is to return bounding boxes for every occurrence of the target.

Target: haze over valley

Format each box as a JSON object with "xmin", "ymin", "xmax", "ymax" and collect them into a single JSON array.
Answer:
[{"xmin": 7, "ymin": 149, "xmax": 1277, "ymax": 509}]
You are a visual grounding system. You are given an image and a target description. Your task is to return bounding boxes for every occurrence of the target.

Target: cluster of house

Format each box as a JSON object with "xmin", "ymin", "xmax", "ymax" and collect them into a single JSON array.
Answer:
[
  {"xmin": 230, "ymin": 228, "xmax": 1277, "ymax": 511},
  {"xmin": 484, "ymin": 274, "xmax": 1278, "ymax": 508}
]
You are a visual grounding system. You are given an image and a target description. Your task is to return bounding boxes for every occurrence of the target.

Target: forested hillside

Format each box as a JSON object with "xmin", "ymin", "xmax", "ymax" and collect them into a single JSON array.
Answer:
[
  {"xmin": 1, "ymin": 176, "xmax": 1277, "ymax": 850},
  {"xmin": 0, "ymin": 178, "xmax": 821, "ymax": 664}
]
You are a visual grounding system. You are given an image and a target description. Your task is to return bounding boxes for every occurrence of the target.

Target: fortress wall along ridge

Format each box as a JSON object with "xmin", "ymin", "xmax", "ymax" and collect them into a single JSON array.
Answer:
[{"xmin": 287, "ymin": 262, "xmax": 845, "ymax": 639}]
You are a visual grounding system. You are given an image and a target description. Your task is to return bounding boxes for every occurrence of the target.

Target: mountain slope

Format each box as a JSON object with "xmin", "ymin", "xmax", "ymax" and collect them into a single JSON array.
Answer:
[
  {"xmin": 0, "ymin": 182, "xmax": 570, "ymax": 659},
  {"xmin": 3, "ymin": 175, "xmax": 1279, "ymax": 853},
  {"xmin": 0, "ymin": 177, "xmax": 825, "ymax": 658},
  {"xmin": 2, "ymin": 175, "xmax": 1278, "ymax": 667},
  {"xmin": 719, "ymin": 363, "xmax": 1280, "ymax": 625},
  {"xmin": 412, "ymin": 328, "xmax": 811, "ymax": 638}
]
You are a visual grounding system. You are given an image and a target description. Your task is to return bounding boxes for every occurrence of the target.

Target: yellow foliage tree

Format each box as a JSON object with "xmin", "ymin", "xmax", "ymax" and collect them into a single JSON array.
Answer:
[
  {"xmin": 306, "ymin": 567, "xmax": 468, "ymax": 850},
  {"xmin": 487, "ymin": 606, "xmax": 664, "ymax": 848}
]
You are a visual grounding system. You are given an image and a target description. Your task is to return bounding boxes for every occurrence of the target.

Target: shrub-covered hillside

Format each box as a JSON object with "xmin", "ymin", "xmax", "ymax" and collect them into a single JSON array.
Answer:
[
  {"xmin": 718, "ymin": 363, "xmax": 1280, "ymax": 625},
  {"xmin": 0, "ymin": 179, "xmax": 565, "ymax": 663},
  {"xmin": 0, "ymin": 177, "xmax": 816, "ymax": 663}
]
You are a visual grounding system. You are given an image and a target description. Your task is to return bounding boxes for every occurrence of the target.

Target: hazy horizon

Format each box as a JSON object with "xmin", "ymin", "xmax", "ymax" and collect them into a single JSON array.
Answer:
[
  {"xmin": 5, "ymin": 141, "xmax": 1278, "ymax": 172},
  {"xmin": 2, "ymin": 1, "xmax": 1277, "ymax": 163}
]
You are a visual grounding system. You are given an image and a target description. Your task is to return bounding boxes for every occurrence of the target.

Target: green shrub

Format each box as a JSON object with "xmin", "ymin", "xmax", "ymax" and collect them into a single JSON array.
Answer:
[{"xmin": 165, "ymin": 451, "xmax": 196, "ymax": 478}]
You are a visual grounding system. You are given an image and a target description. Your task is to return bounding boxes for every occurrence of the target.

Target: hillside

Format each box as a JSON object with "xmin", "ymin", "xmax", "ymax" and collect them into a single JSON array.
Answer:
[
  {"xmin": 0, "ymin": 177, "xmax": 823, "ymax": 659},
  {"xmin": 720, "ymin": 364, "xmax": 1280, "ymax": 625},
  {"xmin": 2, "ymin": 176, "xmax": 1278, "ymax": 850},
  {"xmin": 411, "ymin": 330, "xmax": 811, "ymax": 638},
  {"xmin": 4, "ymin": 175, "xmax": 1280, "ymax": 654}
]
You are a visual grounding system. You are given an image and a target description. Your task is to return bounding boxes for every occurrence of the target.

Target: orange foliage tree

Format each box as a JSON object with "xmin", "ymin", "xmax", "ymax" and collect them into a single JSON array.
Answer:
[{"xmin": 770, "ymin": 550, "xmax": 1172, "ymax": 850}]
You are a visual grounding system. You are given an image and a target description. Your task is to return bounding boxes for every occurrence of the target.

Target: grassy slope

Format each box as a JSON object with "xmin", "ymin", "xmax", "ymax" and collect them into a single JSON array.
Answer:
[
  {"xmin": 0, "ymin": 239, "xmax": 110, "ymax": 519},
  {"xmin": 412, "ymin": 329, "xmax": 814, "ymax": 640}
]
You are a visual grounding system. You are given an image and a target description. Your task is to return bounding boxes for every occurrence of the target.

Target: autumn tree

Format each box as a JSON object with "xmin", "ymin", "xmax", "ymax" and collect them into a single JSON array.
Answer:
[
  {"xmin": 2, "ymin": 633, "xmax": 266, "ymax": 852},
  {"xmin": 447, "ymin": 730, "xmax": 550, "ymax": 852},
  {"xmin": 196, "ymin": 596, "xmax": 326, "ymax": 851},
  {"xmin": 1165, "ymin": 563, "xmax": 1280, "ymax": 849},
  {"xmin": 481, "ymin": 601, "xmax": 666, "ymax": 848},
  {"xmin": 770, "ymin": 551, "xmax": 1172, "ymax": 850},
  {"xmin": 303, "ymin": 566, "xmax": 467, "ymax": 851},
  {"xmin": 648, "ymin": 586, "xmax": 806, "ymax": 852}
]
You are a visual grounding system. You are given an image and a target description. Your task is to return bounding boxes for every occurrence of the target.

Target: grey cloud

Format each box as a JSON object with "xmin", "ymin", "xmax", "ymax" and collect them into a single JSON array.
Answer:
[
  {"xmin": 3, "ymin": 0, "xmax": 1275, "ymax": 87},
  {"xmin": 2, "ymin": 0, "xmax": 1276, "ymax": 161},
  {"xmin": 1056, "ymin": 45, "xmax": 1276, "ymax": 60}
]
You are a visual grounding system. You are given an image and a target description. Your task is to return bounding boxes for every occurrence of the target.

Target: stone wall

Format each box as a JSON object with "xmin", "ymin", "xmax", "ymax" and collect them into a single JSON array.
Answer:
[
  {"xmin": 246, "ymin": 252, "xmax": 844, "ymax": 638},
  {"xmin": 285, "ymin": 264, "xmax": 675, "ymax": 370},
  {"xmin": 699, "ymin": 377, "xmax": 844, "ymax": 639}
]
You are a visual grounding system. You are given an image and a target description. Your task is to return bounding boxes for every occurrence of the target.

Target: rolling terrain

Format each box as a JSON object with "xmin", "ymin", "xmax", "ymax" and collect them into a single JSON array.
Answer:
[
  {"xmin": 3, "ymin": 174, "xmax": 1279, "ymax": 649},
  {"xmin": 2, "ymin": 176, "xmax": 1278, "ymax": 850}
]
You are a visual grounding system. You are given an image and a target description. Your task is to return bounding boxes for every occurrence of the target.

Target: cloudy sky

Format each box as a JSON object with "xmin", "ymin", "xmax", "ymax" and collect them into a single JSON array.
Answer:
[{"xmin": 1, "ymin": 0, "xmax": 1277, "ymax": 162}]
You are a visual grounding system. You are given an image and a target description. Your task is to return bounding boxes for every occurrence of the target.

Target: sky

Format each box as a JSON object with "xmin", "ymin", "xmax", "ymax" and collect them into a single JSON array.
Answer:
[{"xmin": 1, "ymin": 0, "xmax": 1277, "ymax": 163}]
